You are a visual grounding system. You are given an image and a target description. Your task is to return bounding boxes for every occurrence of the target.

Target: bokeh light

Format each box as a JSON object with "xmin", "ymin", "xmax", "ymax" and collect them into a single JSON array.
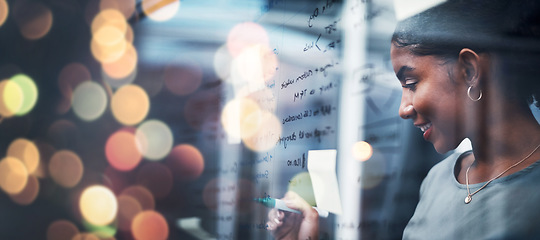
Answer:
[
  {"xmin": 0, "ymin": 157, "xmax": 29, "ymax": 194},
  {"xmin": 202, "ymin": 178, "xmax": 221, "ymax": 211},
  {"xmin": 163, "ymin": 62, "xmax": 202, "ymax": 96},
  {"xmin": 361, "ymin": 149, "xmax": 386, "ymax": 189},
  {"xmin": 221, "ymin": 97, "xmax": 263, "ymax": 139},
  {"xmin": 111, "ymin": 84, "xmax": 149, "ymax": 126},
  {"xmin": 102, "ymin": 42, "xmax": 138, "ymax": 80},
  {"xmin": 46, "ymin": 220, "xmax": 80, "ymax": 240},
  {"xmin": 166, "ymin": 144, "xmax": 204, "ymax": 181},
  {"xmin": 213, "ymin": 44, "xmax": 233, "ymax": 81},
  {"xmin": 131, "ymin": 210, "xmax": 169, "ymax": 240},
  {"xmin": 9, "ymin": 175, "xmax": 39, "ymax": 205},
  {"xmin": 0, "ymin": 0, "xmax": 8, "ymax": 27},
  {"xmin": 352, "ymin": 141, "xmax": 373, "ymax": 162},
  {"xmin": 49, "ymin": 150, "xmax": 84, "ymax": 188},
  {"xmin": 12, "ymin": 0, "xmax": 53, "ymax": 40},
  {"xmin": 91, "ymin": 26, "xmax": 128, "ymax": 64},
  {"xmin": 80, "ymin": 185, "xmax": 118, "ymax": 226},
  {"xmin": 116, "ymin": 194, "xmax": 142, "ymax": 231},
  {"xmin": 231, "ymin": 44, "xmax": 278, "ymax": 86},
  {"xmin": 11, "ymin": 74, "xmax": 38, "ymax": 116},
  {"xmin": 121, "ymin": 185, "xmax": 155, "ymax": 210},
  {"xmin": 91, "ymin": 9, "xmax": 127, "ymax": 38},
  {"xmin": 242, "ymin": 111, "xmax": 281, "ymax": 152},
  {"xmin": 0, "ymin": 79, "xmax": 23, "ymax": 117},
  {"xmin": 136, "ymin": 162, "xmax": 173, "ymax": 199},
  {"xmin": 135, "ymin": 120, "xmax": 173, "ymax": 160},
  {"xmin": 142, "ymin": 0, "xmax": 180, "ymax": 22},
  {"xmin": 72, "ymin": 81, "xmax": 108, "ymax": 121},
  {"xmin": 106, "ymin": 128, "xmax": 142, "ymax": 171},
  {"xmin": 47, "ymin": 119, "xmax": 80, "ymax": 149},
  {"xmin": 288, "ymin": 172, "xmax": 316, "ymax": 206},
  {"xmin": 7, "ymin": 138, "xmax": 40, "ymax": 175},
  {"xmin": 227, "ymin": 22, "xmax": 269, "ymax": 57},
  {"xmin": 82, "ymin": 219, "xmax": 117, "ymax": 238},
  {"xmin": 71, "ymin": 233, "xmax": 101, "ymax": 240},
  {"xmin": 57, "ymin": 63, "xmax": 91, "ymax": 114},
  {"xmin": 99, "ymin": 0, "xmax": 136, "ymax": 19}
]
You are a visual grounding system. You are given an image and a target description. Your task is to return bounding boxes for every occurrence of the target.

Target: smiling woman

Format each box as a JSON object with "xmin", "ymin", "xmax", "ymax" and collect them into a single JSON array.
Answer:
[{"xmin": 390, "ymin": 0, "xmax": 540, "ymax": 239}]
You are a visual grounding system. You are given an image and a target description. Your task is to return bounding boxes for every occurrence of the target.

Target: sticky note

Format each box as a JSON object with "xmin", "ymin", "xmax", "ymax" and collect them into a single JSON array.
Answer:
[{"xmin": 307, "ymin": 149, "xmax": 342, "ymax": 215}]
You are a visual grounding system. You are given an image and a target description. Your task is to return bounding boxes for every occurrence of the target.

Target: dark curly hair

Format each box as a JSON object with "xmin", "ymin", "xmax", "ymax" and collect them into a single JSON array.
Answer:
[{"xmin": 391, "ymin": 0, "xmax": 540, "ymax": 109}]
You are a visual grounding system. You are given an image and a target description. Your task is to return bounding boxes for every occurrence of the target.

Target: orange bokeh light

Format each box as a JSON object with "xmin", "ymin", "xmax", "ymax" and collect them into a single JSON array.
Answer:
[
  {"xmin": 106, "ymin": 128, "xmax": 142, "ymax": 171},
  {"xmin": 9, "ymin": 174, "xmax": 39, "ymax": 205},
  {"xmin": 166, "ymin": 144, "xmax": 204, "ymax": 181},
  {"xmin": 49, "ymin": 150, "xmax": 84, "ymax": 188},
  {"xmin": 7, "ymin": 138, "xmax": 40, "ymax": 175},
  {"xmin": 121, "ymin": 185, "xmax": 155, "ymax": 210},
  {"xmin": 111, "ymin": 84, "xmax": 150, "ymax": 126},
  {"xmin": 12, "ymin": 0, "xmax": 53, "ymax": 40},
  {"xmin": 46, "ymin": 220, "xmax": 80, "ymax": 240},
  {"xmin": 0, "ymin": 157, "xmax": 29, "ymax": 194},
  {"xmin": 131, "ymin": 210, "xmax": 169, "ymax": 240}
]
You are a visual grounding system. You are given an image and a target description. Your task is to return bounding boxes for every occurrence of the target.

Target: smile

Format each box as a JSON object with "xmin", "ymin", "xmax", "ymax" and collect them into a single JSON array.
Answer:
[{"xmin": 417, "ymin": 122, "xmax": 432, "ymax": 133}]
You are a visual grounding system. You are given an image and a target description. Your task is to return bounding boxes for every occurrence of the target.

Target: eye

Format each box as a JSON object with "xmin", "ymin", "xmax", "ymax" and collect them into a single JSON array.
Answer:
[{"xmin": 402, "ymin": 78, "xmax": 418, "ymax": 91}]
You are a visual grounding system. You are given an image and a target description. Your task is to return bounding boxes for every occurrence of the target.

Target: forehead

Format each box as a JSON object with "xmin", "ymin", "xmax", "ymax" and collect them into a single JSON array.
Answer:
[{"xmin": 390, "ymin": 44, "xmax": 443, "ymax": 74}]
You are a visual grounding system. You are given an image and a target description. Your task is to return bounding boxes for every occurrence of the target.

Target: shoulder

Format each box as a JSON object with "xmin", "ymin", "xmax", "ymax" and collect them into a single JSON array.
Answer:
[{"xmin": 419, "ymin": 151, "xmax": 469, "ymax": 191}]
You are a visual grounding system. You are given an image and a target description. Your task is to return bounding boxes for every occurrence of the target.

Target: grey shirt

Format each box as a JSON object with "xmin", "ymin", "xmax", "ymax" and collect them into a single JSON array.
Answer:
[{"xmin": 403, "ymin": 151, "xmax": 540, "ymax": 239}]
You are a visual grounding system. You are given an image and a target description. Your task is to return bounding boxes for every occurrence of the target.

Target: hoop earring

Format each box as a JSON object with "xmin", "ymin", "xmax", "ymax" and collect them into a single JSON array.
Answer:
[{"xmin": 467, "ymin": 86, "xmax": 482, "ymax": 102}]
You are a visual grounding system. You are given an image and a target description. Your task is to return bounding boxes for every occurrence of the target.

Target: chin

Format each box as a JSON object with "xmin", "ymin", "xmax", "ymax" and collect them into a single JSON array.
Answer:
[{"xmin": 432, "ymin": 141, "xmax": 454, "ymax": 155}]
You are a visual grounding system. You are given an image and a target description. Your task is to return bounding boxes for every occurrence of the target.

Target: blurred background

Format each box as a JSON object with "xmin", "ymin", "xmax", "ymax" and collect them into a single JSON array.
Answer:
[{"xmin": 0, "ymin": 0, "xmax": 447, "ymax": 239}]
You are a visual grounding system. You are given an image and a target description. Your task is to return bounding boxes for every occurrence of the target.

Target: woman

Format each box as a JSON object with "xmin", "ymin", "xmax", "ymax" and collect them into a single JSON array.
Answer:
[{"xmin": 267, "ymin": 0, "xmax": 540, "ymax": 239}]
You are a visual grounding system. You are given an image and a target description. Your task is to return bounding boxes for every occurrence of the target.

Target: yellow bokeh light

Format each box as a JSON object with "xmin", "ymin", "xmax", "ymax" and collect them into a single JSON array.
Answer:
[
  {"xmin": 0, "ymin": 79, "xmax": 23, "ymax": 117},
  {"xmin": 142, "ymin": 0, "xmax": 180, "ymax": 22},
  {"xmin": 0, "ymin": 157, "xmax": 29, "ymax": 194},
  {"xmin": 352, "ymin": 141, "xmax": 373, "ymax": 162},
  {"xmin": 91, "ymin": 9, "xmax": 127, "ymax": 36},
  {"xmin": 11, "ymin": 74, "xmax": 38, "ymax": 116},
  {"xmin": 221, "ymin": 97, "xmax": 263, "ymax": 139},
  {"xmin": 49, "ymin": 150, "xmax": 84, "ymax": 188},
  {"xmin": 7, "ymin": 138, "xmax": 40, "ymax": 174},
  {"xmin": 0, "ymin": 0, "xmax": 8, "ymax": 28},
  {"xmin": 111, "ymin": 84, "xmax": 149, "ymax": 126},
  {"xmin": 231, "ymin": 44, "xmax": 277, "ymax": 86},
  {"xmin": 13, "ymin": 0, "xmax": 53, "ymax": 40},
  {"xmin": 80, "ymin": 185, "xmax": 118, "ymax": 226},
  {"xmin": 102, "ymin": 42, "xmax": 138, "ymax": 79},
  {"xmin": 91, "ymin": 32, "xmax": 128, "ymax": 64},
  {"xmin": 242, "ymin": 111, "xmax": 281, "ymax": 152}
]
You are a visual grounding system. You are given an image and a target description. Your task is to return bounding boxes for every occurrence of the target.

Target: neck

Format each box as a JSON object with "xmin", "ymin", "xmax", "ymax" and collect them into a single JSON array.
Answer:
[{"xmin": 469, "ymin": 104, "xmax": 540, "ymax": 169}]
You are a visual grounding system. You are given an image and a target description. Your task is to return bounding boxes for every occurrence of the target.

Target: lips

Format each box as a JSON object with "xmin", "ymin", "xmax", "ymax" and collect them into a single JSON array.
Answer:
[{"xmin": 416, "ymin": 122, "xmax": 432, "ymax": 140}]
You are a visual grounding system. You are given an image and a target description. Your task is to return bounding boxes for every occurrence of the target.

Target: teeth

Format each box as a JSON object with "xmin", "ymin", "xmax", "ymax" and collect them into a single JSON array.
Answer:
[{"xmin": 419, "ymin": 123, "xmax": 432, "ymax": 132}]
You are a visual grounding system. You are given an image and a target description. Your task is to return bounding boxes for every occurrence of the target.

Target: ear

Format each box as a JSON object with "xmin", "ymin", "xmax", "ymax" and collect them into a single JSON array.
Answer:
[{"xmin": 458, "ymin": 48, "xmax": 481, "ymax": 88}]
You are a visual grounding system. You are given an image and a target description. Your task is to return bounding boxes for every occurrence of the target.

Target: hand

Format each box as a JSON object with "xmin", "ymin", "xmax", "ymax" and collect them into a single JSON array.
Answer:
[{"xmin": 266, "ymin": 191, "xmax": 319, "ymax": 240}]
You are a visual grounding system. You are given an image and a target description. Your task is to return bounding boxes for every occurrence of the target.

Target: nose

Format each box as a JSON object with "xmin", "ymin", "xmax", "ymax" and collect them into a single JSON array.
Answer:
[{"xmin": 399, "ymin": 93, "xmax": 415, "ymax": 119}]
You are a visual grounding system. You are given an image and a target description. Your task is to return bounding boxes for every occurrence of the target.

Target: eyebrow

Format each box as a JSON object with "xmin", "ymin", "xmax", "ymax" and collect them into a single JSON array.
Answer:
[{"xmin": 396, "ymin": 66, "xmax": 414, "ymax": 81}]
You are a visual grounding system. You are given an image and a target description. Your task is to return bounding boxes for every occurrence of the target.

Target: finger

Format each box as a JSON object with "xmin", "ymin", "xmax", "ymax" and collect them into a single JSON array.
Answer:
[{"xmin": 283, "ymin": 191, "xmax": 319, "ymax": 220}]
